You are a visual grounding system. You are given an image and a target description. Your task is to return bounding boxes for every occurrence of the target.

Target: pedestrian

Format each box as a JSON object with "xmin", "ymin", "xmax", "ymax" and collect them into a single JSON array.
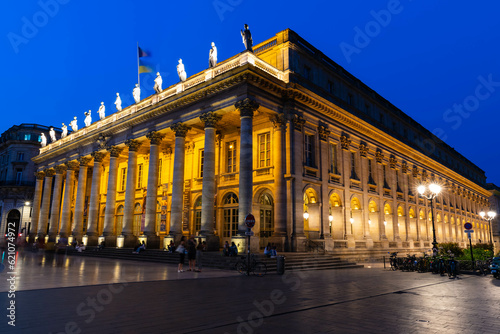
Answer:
[
  {"xmin": 187, "ymin": 235, "xmax": 197, "ymax": 271},
  {"xmin": 264, "ymin": 243, "xmax": 272, "ymax": 258},
  {"xmin": 168, "ymin": 240, "xmax": 175, "ymax": 253},
  {"xmin": 196, "ymin": 238, "xmax": 205, "ymax": 272},
  {"xmin": 176, "ymin": 236, "xmax": 186, "ymax": 272},
  {"xmin": 229, "ymin": 242, "xmax": 238, "ymax": 256},
  {"xmin": 223, "ymin": 241, "xmax": 230, "ymax": 256}
]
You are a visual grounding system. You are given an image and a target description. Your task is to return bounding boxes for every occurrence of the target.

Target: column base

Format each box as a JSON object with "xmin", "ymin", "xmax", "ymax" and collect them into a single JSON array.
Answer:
[
  {"xmin": 123, "ymin": 235, "xmax": 138, "ymax": 248},
  {"xmin": 291, "ymin": 235, "xmax": 307, "ymax": 252},
  {"xmin": 104, "ymin": 235, "xmax": 117, "ymax": 248},
  {"xmin": 364, "ymin": 236, "xmax": 374, "ymax": 249},
  {"xmin": 167, "ymin": 233, "xmax": 184, "ymax": 245},
  {"xmin": 346, "ymin": 235, "xmax": 355, "ymax": 249},
  {"xmin": 146, "ymin": 235, "xmax": 160, "ymax": 249},
  {"xmin": 203, "ymin": 234, "xmax": 220, "ymax": 251},
  {"xmin": 394, "ymin": 236, "xmax": 403, "ymax": 248},
  {"xmin": 85, "ymin": 235, "xmax": 99, "ymax": 246},
  {"xmin": 324, "ymin": 238, "xmax": 334, "ymax": 252}
]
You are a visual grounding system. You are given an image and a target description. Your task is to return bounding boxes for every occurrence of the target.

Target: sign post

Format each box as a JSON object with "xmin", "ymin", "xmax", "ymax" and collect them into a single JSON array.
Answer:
[
  {"xmin": 464, "ymin": 223, "xmax": 474, "ymax": 270},
  {"xmin": 244, "ymin": 213, "xmax": 255, "ymax": 276}
]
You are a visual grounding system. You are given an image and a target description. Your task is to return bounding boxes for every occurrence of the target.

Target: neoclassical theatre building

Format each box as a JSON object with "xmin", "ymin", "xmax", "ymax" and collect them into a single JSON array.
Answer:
[{"xmin": 25, "ymin": 29, "xmax": 493, "ymax": 253}]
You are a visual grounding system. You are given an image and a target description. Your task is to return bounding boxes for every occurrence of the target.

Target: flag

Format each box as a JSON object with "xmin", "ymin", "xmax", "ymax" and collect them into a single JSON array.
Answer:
[
  {"xmin": 139, "ymin": 59, "xmax": 153, "ymax": 73},
  {"xmin": 138, "ymin": 46, "xmax": 150, "ymax": 58}
]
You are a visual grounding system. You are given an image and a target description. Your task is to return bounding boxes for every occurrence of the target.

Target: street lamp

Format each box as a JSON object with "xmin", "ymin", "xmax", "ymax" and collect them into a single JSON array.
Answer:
[
  {"xmin": 479, "ymin": 210, "xmax": 497, "ymax": 244},
  {"xmin": 417, "ymin": 183, "xmax": 442, "ymax": 251}
]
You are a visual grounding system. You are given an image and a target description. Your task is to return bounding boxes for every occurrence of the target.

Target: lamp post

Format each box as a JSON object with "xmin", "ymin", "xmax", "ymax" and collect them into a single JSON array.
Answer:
[
  {"xmin": 417, "ymin": 183, "xmax": 442, "ymax": 252},
  {"xmin": 479, "ymin": 210, "xmax": 497, "ymax": 244}
]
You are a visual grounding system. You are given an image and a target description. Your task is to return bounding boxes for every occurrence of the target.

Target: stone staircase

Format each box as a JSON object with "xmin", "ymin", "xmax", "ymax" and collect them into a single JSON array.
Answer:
[{"xmin": 67, "ymin": 248, "xmax": 363, "ymax": 273}]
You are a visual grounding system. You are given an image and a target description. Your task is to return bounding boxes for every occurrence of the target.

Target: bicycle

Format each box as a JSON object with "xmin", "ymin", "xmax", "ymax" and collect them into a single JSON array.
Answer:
[
  {"xmin": 235, "ymin": 254, "xmax": 267, "ymax": 277},
  {"xmin": 388, "ymin": 252, "xmax": 399, "ymax": 271},
  {"xmin": 446, "ymin": 254, "xmax": 460, "ymax": 278}
]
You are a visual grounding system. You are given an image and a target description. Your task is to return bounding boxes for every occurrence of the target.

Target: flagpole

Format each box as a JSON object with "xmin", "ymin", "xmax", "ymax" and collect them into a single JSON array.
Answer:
[{"xmin": 137, "ymin": 42, "xmax": 140, "ymax": 87}]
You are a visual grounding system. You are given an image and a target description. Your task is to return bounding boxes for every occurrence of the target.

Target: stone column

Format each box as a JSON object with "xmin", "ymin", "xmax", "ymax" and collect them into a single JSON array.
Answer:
[
  {"xmin": 37, "ymin": 168, "xmax": 55, "ymax": 237},
  {"xmin": 103, "ymin": 146, "xmax": 123, "ymax": 246},
  {"xmin": 291, "ymin": 114, "xmax": 306, "ymax": 251},
  {"xmin": 169, "ymin": 123, "xmax": 190, "ymax": 241},
  {"xmin": 359, "ymin": 143, "xmax": 373, "ymax": 248},
  {"xmin": 317, "ymin": 125, "xmax": 330, "ymax": 241},
  {"xmin": 236, "ymin": 98, "xmax": 259, "ymax": 234},
  {"xmin": 48, "ymin": 165, "xmax": 66, "ymax": 241},
  {"xmin": 144, "ymin": 131, "xmax": 165, "ymax": 248},
  {"xmin": 29, "ymin": 171, "xmax": 45, "ymax": 242},
  {"xmin": 375, "ymin": 150, "xmax": 388, "ymax": 247},
  {"xmin": 123, "ymin": 139, "xmax": 142, "ymax": 247},
  {"xmin": 272, "ymin": 113, "xmax": 288, "ymax": 237},
  {"xmin": 340, "ymin": 134, "xmax": 355, "ymax": 248},
  {"xmin": 200, "ymin": 112, "xmax": 222, "ymax": 250},
  {"xmin": 390, "ymin": 156, "xmax": 402, "ymax": 247},
  {"xmin": 86, "ymin": 151, "xmax": 106, "ymax": 246},
  {"xmin": 60, "ymin": 161, "xmax": 78, "ymax": 238},
  {"xmin": 72, "ymin": 157, "xmax": 91, "ymax": 239}
]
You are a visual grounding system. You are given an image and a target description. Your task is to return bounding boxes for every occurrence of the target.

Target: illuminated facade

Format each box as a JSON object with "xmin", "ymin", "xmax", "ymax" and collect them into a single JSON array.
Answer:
[{"xmin": 23, "ymin": 29, "xmax": 493, "ymax": 253}]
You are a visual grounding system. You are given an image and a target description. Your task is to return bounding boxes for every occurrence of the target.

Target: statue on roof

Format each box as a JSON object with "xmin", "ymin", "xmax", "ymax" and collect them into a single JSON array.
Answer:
[
  {"xmin": 84, "ymin": 110, "xmax": 92, "ymax": 127},
  {"xmin": 209, "ymin": 42, "xmax": 217, "ymax": 68},
  {"xmin": 154, "ymin": 72, "xmax": 163, "ymax": 94},
  {"xmin": 98, "ymin": 102, "xmax": 105, "ymax": 120},
  {"xmin": 61, "ymin": 123, "xmax": 68, "ymax": 138},
  {"xmin": 40, "ymin": 133, "xmax": 47, "ymax": 147},
  {"xmin": 133, "ymin": 84, "xmax": 141, "ymax": 103},
  {"xmin": 69, "ymin": 117, "xmax": 78, "ymax": 132},
  {"xmin": 177, "ymin": 59, "xmax": 187, "ymax": 82},
  {"xmin": 49, "ymin": 127, "xmax": 56, "ymax": 142},
  {"xmin": 115, "ymin": 93, "xmax": 122, "ymax": 111},
  {"xmin": 241, "ymin": 24, "xmax": 253, "ymax": 52}
]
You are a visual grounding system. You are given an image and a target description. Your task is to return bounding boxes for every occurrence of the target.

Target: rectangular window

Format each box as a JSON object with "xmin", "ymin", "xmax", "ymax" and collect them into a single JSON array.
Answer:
[
  {"xmin": 305, "ymin": 134, "xmax": 315, "ymax": 168},
  {"xmin": 17, "ymin": 152, "xmax": 24, "ymax": 161},
  {"xmin": 24, "ymin": 134, "xmax": 30, "ymax": 141},
  {"xmin": 329, "ymin": 143, "xmax": 338, "ymax": 174},
  {"xmin": 137, "ymin": 164, "xmax": 143, "ymax": 189},
  {"xmin": 199, "ymin": 149, "xmax": 204, "ymax": 177},
  {"xmin": 226, "ymin": 141, "xmax": 237, "ymax": 173},
  {"xmin": 120, "ymin": 168, "xmax": 126, "ymax": 191},
  {"xmin": 15, "ymin": 169, "xmax": 22, "ymax": 185},
  {"xmin": 380, "ymin": 113, "xmax": 384, "ymax": 125},
  {"xmin": 365, "ymin": 103, "xmax": 371, "ymax": 115},
  {"xmin": 258, "ymin": 133, "xmax": 271, "ymax": 168},
  {"xmin": 350, "ymin": 152, "xmax": 358, "ymax": 180},
  {"xmin": 347, "ymin": 93, "xmax": 354, "ymax": 106},
  {"xmin": 327, "ymin": 80, "xmax": 335, "ymax": 94},
  {"xmin": 158, "ymin": 159, "xmax": 162, "ymax": 186},
  {"xmin": 304, "ymin": 65, "xmax": 311, "ymax": 80}
]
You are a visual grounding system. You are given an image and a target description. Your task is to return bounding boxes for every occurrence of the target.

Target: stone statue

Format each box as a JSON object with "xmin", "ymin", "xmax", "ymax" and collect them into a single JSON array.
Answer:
[
  {"xmin": 84, "ymin": 110, "xmax": 92, "ymax": 127},
  {"xmin": 61, "ymin": 123, "xmax": 68, "ymax": 138},
  {"xmin": 154, "ymin": 72, "xmax": 163, "ymax": 94},
  {"xmin": 49, "ymin": 127, "xmax": 56, "ymax": 142},
  {"xmin": 98, "ymin": 102, "xmax": 105, "ymax": 120},
  {"xmin": 241, "ymin": 24, "xmax": 253, "ymax": 52},
  {"xmin": 115, "ymin": 93, "xmax": 122, "ymax": 111},
  {"xmin": 69, "ymin": 117, "xmax": 78, "ymax": 132},
  {"xmin": 133, "ymin": 84, "xmax": 141, "ymax": 103},
  {"xmin": 177, "ymin": 59, "xmax": 187, "ymax": 82},
  {"xmin": 40, "ymin": 133, "xmax": 47, "ymax": 147},
  {"xmin": 209, "ymin": 42, "xmax": 217, "ymax": 67}
]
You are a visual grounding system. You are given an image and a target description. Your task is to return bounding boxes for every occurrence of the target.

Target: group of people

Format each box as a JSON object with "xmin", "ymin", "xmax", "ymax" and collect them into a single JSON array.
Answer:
[
  {"xmin": 222, "ymin": 241, "xmax": 239, "ymax": 257},
  {"xmin": 264, "ymin": 243, "xmax": 278, "ymax": 258},
  {"xmin": 175, "ymin": 235, "xmax": 206, "ymax": 273}
]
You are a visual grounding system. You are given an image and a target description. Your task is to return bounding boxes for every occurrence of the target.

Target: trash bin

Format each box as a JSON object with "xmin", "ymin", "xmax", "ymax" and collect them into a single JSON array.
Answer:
[{"xmin": 276, "ymin": 255, "xmax": 285, "ymax": 275}]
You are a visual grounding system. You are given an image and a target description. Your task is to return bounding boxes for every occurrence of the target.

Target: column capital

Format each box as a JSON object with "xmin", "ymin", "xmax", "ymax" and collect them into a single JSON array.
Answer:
[
  {"xmin": 66, "ymin": 160, "xmax": 80, "ymax": 171},
  {"xmin": 35, "ymin": 171, "xmax": 45, "ymax": 180},
  {"xmin": 44, "ymin": 168, "xmax": 56, "ymax": 177},
  {"xmin": 235, "ymin": 98, "xmax": 259, "ymax": 118},
  {"xmin": 340, "ymin": 134, "xmax": 351, "ymax": 150},
  {"xmin": 359, "ymin": 143, "xmax": 369, "ymax": 158},
  {"xmin": 170, "ymin": 123, "xmax": 190, "ymax": 138},
  {"xmin": 412, "ymin": 166, "xmax": 419, "ymax": 178},
  {"xmin": 401, "ymin": 161, "xmax": 409, "ymax": 174},
  {"xmin": 107, "ymin": 145, "xmax": 123, "ymax": 158},
  {"xmin": 422, "ymin": 170, "xmax": 428, "ymax": 182},
  {"xmin": 318, "ymin": 125, "xmax": 330, "ymax": 142},
  {"xmin": 200, "ymin": 112, "xmax": 222, "ymax": 128},
  {"xmin": 389, "ymin": 155, "xmax": 398, "ymax": 169},
  {"xmin": 292, "ymin": 114, "xmax": 305, "ymax": 131},
  {"xmin": 78, "ymin": 156, "xmax": 92, "ymax": 166},
  {"xmin": 55, "ymin": 164, "xmax": 67, "ymax": 174},
  {"xmin": 271, "ymin": 113, "xmax": 287, "ymax": 131},
  {"xmin": 125, "ymin": 139, "xmax": 142, "ymax": 151},
  {"xmin": 375, "ymin": 149, "xmax": 384, "ymax": 164},
  {"xmin": 91, "ymin": 151, "xmax": 106, "ymax": 162},
  {"xmin": 146, "ymin": 131, "xmax": 166, "ymax": 145}
]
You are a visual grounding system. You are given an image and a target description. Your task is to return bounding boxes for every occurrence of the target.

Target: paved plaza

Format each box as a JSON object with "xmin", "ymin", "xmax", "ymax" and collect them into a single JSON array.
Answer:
[{"xmin": 1, "ymin": 251, "xmax": 500, "ymax": 334}]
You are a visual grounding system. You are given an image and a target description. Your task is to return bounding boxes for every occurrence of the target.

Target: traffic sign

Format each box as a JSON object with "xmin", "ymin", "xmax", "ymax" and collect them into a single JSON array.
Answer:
[
  {"xmin": 464, "ymin": 223, "xmax": 472, "ymax": 230},
  {"xmin": 245, "ymin": 231, "xmax": 254, "ymax": 236},
  {"xmin": 464, "ymin": 230, "xmax": 474, "ymax": 239},
  {"xmin": 245, "ymin": 213, "xmax": 255, "ymax": 228}
]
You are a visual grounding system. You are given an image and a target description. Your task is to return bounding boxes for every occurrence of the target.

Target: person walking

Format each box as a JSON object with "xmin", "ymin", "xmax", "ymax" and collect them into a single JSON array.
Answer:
[
  {"xmin": 176, "ymin": 236, "xmax": 186, "ymax": 272},
  {"xmin": 187, "ymin": 235, "xmax": 197, "ymax": 271},
  {"xmin": 196, "ymin": 238, "xmax": 205, "ymax": 272}
]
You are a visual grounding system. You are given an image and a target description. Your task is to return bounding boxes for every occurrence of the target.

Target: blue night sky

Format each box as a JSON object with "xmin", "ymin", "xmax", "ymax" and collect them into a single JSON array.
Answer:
[{"xmin": 1, "ymin": 0, "xmax": 499, "ymax": 185}]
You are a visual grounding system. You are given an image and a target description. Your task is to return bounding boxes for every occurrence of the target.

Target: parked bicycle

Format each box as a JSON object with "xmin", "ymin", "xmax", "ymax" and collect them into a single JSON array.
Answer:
[
  {"xmin": 446, "ymin": 253, "xmax": 460, "ymax": 278},
  {"xmin": 235, "ymin": 254, "xmax": 267, "ymax": 277},
  {"xmin": 388, "ymin": 252, "xmax": 399, "ymax": 271}
]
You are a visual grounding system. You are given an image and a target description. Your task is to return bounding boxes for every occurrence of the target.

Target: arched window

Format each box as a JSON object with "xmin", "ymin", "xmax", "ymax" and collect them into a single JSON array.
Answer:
[
  {"xmin": 259, "ymin": 193, "xmax": 274, "ymax": 238},
  {"xmin": 194, "ymin": 196, "xmax": 202, "ymax": 234},
  {"xmin": 351, "ymin": 197, "xmax": 361, "ymax": 210},
  {"xmin": 397, "ymin": 206, "xmax": 405, "ymax": 217},
  {"xmin": 384, "ymin": 203, "xmax": 392, "ymax": 215},
  {"xmin": 409, "ymin": 208, "xmax": 415, "ymax": 219},
  {"xmin": 133, "ymin": 203, "xmax": 142, "ymax": 235},
  {"xmin": 223, "ymin": 192, "xmax": 238, "ymax": 237},
  {"xmin": 368, "ymin": 201, "xmax": 377, "ymax": 213},
  {"xmin": 331, "ymin": 193, "xmax": 342, "ymax": 208},
  {"xmin": 116, "ymin": 205, "xmax": 124, "ymax": 235}
]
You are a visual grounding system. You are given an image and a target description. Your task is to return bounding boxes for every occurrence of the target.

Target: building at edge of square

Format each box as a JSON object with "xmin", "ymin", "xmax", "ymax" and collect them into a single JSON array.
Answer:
[{"xmin": 13, "ymin": 29, "xmax": 494, "ymax": 257}]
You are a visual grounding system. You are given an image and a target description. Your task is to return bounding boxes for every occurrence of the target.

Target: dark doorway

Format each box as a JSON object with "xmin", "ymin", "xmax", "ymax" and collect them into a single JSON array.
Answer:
[{"xmin": 6, "ymin": 209, "xmax": 21, "ymax": 239}]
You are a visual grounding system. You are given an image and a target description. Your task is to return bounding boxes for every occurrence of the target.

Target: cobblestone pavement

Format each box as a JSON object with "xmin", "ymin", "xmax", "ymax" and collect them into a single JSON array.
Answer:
[{"xmin": 1, "ymin": 252, "xmax": 500, "ymax": 334}]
